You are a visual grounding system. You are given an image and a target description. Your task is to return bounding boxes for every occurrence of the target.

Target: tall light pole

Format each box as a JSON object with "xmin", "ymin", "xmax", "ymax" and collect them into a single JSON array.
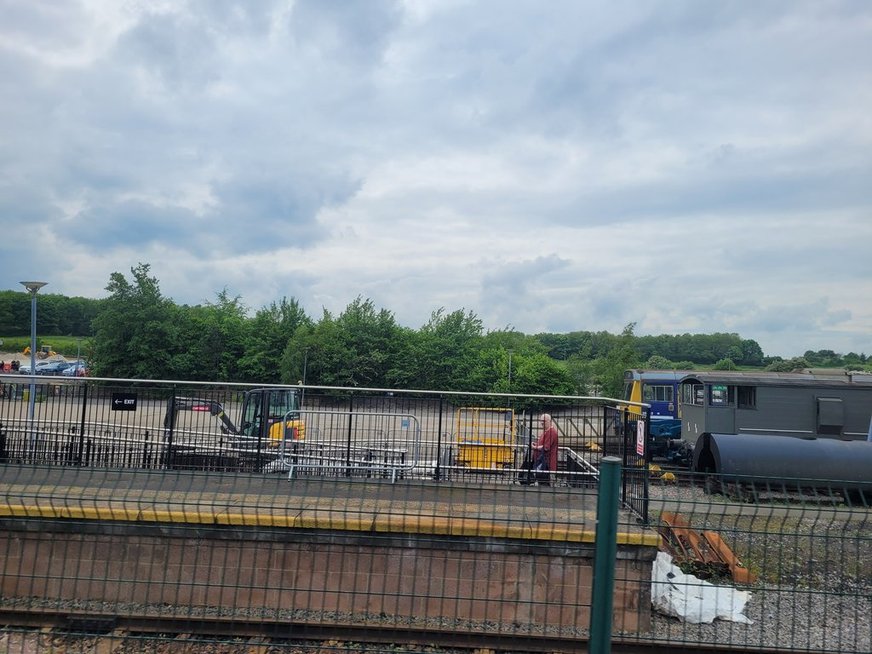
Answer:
[
  {"xmin": 300, "ymin": 348, "xmax": 309, "ymax": 406},
  {"xmin": 20, "ymin": 281, "xmax": 47, "ymax": 431}
]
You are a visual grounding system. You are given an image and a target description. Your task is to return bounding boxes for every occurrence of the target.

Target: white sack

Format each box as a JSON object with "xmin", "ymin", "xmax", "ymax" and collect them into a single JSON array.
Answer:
[{"xmin": 651, "ymin": 551, "xmax": 753, "ymax": 624}]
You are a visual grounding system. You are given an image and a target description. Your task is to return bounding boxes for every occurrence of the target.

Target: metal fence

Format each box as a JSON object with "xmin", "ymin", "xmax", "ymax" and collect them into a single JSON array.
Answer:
[
  {"xmin": 0, "ymin": 373, "xmax": 869, "ymax": 653},
  {"xmin": 625, "ymin": 471, "xmax": 872, "ymax": 653},
  {"xmin": 0, "ymin": 374, "xmax": 615, "ymax": 487}
]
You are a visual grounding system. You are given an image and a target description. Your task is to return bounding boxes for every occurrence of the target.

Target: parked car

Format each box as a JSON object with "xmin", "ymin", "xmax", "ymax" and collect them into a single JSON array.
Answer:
[
  {"xmin": 37, "ymin": 360, "xmax": 73, "ymax": 375},
  {"xmin": 61, "ymin": 361, "xmax": 88, "ymax": 377},
  {"xmin": 19, "ymin": 360, "xmax": 56, "ymax": 374}
]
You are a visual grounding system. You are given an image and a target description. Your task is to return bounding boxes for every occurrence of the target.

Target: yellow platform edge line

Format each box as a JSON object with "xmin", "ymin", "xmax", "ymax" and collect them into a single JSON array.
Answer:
[{"xmin": 0, "ymin": 505, "xmax": 660, "ymax": 547}]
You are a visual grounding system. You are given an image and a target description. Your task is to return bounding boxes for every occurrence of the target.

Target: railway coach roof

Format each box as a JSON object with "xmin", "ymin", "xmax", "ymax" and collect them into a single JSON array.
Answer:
[
  {"xmin": 626, "ymin": 369, "xmax": 695, "ymax": 381},
  {"xmin": 679, "ymin": 370, "xmax": 872, "ymax": 388}
]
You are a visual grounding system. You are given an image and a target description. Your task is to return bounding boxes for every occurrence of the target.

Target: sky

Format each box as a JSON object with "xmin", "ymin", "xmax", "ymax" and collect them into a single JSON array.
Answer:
[{"xmin": 1, "ymin": 1, "xmax": 871, "ymax": 359}]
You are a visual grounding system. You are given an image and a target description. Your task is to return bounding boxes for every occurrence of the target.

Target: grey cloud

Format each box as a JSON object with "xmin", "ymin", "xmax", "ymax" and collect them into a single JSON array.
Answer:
[
  {"xmin": 56, "ymin": 200, "xmax": 193, "ymax": 249},
  {"xmin": 289, "ymin": 0, "xmax": 401, "ymax": 66},
  {"xmin": 550, "ymin": 159, "xmax": 872, "ymax": 228},
  {"xmin": 481, "ymin": 256, "xmax": 570, "ymax": 300},
  {"xmin": 0, "ymin": 2, "xmax": 90, "ymax": 52},
  {"xmin": 478, "ymin": 256, "xmax": 572, "ymax": 329},
  {"xmin": 116, "ymin": 13, "xmax": 220, "ymax": 91},
  {"xmin": 732, "ymin": 300, "xmax": 853, "ymax": 335},
  {"xmin": 212, "ymin": 174, "xmax": 356, "ymax": 250},
  {"xmin": 190, "ymin": 0, "xmax": 276, "ymax": 37},
  {"xmin": 50, "ymin": 169, "xmax": 353, "ymax": 256}
]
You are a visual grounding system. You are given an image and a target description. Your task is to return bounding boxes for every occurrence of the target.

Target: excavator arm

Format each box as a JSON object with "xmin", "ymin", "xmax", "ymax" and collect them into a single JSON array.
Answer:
[{"xmin": 163, "ymin": 397, "xmax": 240, "ymax": 435}]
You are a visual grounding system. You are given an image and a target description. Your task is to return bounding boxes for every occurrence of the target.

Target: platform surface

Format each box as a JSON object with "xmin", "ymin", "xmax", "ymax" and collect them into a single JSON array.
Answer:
[{"xmin": 0, "ymin": 465, "xmax": 659, "ymax": 546}]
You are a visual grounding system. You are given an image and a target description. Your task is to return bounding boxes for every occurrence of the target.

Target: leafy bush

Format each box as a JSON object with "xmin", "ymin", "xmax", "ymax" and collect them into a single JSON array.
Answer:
[{"xmin": 645, "ymin": 355, "xmax": 674, "ymax": 369}]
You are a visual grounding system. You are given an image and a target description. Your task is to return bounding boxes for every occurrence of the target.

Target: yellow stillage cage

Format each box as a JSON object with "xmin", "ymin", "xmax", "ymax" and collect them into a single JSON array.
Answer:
[{"xmin": 455, "ymin": 407, "xmax": 516, "ymax": 469}]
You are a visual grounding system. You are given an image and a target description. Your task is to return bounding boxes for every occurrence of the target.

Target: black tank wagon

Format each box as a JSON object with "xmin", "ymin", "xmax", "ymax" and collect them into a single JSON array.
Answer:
[{"xmin": 692, "ymin": 431, "xmax": 872, "ymax": 502}]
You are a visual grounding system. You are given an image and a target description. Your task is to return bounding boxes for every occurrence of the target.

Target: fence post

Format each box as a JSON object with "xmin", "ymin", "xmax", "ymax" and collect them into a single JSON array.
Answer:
[
  {"xmin": 166, "ymin": 387, "xmax": 177, "ymax": 469},
  {"xmin": 345, "ymin": 393, "xmax": 354, "ymax": 477},
  {"xmin": 589, "ymin": 455, "xmax": 621, "ymax": 654},
  {"xmin": 435, "ymin": 396, "xmax": 443, "ymax": 481},
  {"xmin": 76, "ymin": 383, "xmax": 88, "ymax": 465}
]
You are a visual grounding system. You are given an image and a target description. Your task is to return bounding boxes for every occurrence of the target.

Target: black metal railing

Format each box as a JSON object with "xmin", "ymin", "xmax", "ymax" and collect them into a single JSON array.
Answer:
[{"xmin": 0, "ymin": 375, "xmax": 617, "ymax": 485}]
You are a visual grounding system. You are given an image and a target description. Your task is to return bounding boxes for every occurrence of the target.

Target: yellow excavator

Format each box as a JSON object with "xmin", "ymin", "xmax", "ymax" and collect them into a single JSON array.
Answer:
[
  {"xmin": 163, "ymin": 388, "xmax": 305, "ymax": 470},
  {"xmin": 23, "ymin": 345, "xmax": 57, "ymax": 359}
]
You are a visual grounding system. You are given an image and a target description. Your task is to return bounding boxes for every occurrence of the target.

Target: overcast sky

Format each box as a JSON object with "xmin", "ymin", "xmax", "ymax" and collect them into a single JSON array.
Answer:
[{"xmin": 2, "ymin": 1, "xmax": 870, "ymax": 358}]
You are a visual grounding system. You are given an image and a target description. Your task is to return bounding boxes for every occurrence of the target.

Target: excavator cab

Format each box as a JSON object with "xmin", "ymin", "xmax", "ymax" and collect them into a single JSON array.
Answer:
[{"xmin": 238, "ymin": 388, "xmax": 305, "ymax": 449}]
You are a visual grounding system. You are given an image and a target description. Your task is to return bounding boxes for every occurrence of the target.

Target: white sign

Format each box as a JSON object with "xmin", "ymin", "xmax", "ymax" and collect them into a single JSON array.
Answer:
[{"xmin": 636, "ymin": 420, "xmax": 646, "ymax": 456}]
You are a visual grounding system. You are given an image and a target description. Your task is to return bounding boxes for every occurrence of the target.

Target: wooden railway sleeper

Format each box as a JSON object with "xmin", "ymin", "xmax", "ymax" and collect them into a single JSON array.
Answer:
[{"xmin": 658, "ymin": 511, "xmax": 756, "ymax": 584}]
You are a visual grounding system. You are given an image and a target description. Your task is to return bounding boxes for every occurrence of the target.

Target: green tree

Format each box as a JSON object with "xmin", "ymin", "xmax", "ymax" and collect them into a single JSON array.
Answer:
[
  {"xmin": 90, "ymin": 263, "xmax": 181, "ymax": 378},
  {"xmin": 740, "ymin": 339, "xmax": 764, "ymax": 366},
  {"xmin": 281, "ymin": 315, "xmax": 350, "ymax": 387},
  {"xmin": 725, "ymin": 346, "xmax": 743, "ymax": 363},
  {"xmin": 284, "ymin": 298, "xmax": 403, "ymax": 388},
  {"xmin": 765, "ymin": 357, "xmax": 810, "ymax": 372},
  {"xmin": 713, "ymin": 357, "xmax": 737, "ymax": 370},
  {"xmin": 565, "ymin": 354, "xmax": 598, "ymax": 395},
  {"xmin": 591, "ymin": 323, "xmax": 642, "ymax": 399},
  {"xmin": 645, "ymin": 355, "xmax": 673, "ymax": 369},
  {"xmin": 240, "ymin": 297, "xmax": 310, "ymax": 383},
  {"xmin": 177, "ymin": 290, "xmax": 249, "ymax": 381},
  {"xmin": 506, "ymin": 352, "xmax": 575, "ymax": 396},
  {"xmin": 469, "ymin": 330, "xmax": 552, "ymax": 394},
  {"xmin": 0, "ymin": 290, "xmax": 101, "ymax": 336},
  {"xmin": 405, "ymin": 308, "xmax": 485, "ymax": 390}
]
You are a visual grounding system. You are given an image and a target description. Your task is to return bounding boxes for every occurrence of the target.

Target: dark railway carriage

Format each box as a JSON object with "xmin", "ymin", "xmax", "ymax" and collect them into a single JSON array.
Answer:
[{"xmin": 678, "ymin": 370, "xmax": 872, "ymax": 454}]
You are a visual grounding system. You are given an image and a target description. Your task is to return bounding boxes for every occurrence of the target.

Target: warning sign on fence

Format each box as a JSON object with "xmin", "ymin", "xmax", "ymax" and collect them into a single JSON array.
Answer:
[{"xmin": 636, "ymin": 420, "xmax": 646, "ymax": 456}]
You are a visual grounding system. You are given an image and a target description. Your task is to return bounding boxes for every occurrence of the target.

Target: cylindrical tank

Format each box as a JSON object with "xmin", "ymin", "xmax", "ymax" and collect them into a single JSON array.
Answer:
[{"xmin": 693, "ymin": 432, "xmax": 872, "ymax": 490}]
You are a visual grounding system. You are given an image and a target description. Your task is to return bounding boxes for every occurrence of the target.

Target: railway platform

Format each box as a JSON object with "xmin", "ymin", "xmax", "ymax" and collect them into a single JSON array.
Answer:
[{"xmin": 0, "ymin": 464, "xmax": 660, "ymax": 640}]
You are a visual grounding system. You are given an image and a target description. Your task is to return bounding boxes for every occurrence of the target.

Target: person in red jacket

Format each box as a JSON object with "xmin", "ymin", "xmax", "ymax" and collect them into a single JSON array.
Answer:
[{"xmin": 532, "ymin": 413, "xmax": 558, "ymax": 486}]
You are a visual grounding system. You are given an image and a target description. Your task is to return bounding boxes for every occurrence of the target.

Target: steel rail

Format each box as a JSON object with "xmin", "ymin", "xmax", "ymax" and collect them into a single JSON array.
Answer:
[{"xmin": 0, "ymin": 607, "xmax": 834, "ymax": 654}]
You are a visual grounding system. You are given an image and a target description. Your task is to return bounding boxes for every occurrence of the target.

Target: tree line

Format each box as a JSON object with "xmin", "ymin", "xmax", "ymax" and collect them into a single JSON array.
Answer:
[
  {"xmin": 3, "ymin": 264, "xmax": 868, "ymax": 397},
  {"xmin": 0, "ymin": 290, "xmax": 100, "ymax": 338}
]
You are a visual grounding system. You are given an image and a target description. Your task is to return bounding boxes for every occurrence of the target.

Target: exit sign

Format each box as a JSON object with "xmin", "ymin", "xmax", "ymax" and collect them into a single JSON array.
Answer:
[{"xmin": 111, "ymin": 392, "xmax": 138, "ymax": 411}]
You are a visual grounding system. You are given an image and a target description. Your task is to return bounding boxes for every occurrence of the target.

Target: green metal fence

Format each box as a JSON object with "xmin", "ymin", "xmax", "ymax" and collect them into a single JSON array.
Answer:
[
  {"xmin": 620, "ymin": 471, "xmax": 871, "ymax": 652},
  {"xmin": 0, "ymin": 374, "xmax": 869, "ymax": 653}
]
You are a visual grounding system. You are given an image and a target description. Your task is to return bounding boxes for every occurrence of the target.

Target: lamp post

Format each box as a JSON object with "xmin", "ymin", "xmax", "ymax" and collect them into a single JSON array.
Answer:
[
  {"xmin": 300, "ymin": 349, "xmax": 309, "ymax": 406},
  {"xmin": 20, "ymin": 281, "xmax": 47, "ymax": 433}
]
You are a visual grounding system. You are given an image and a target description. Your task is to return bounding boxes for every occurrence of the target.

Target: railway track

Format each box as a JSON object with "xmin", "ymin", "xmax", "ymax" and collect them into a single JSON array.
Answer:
[
  {"xmin": 0, "ymin": 607, "xmax": 832, "ymax": 654},
  {"xmin": 646, "ymin": 462, "xmax": 868, "ymax": 506}
]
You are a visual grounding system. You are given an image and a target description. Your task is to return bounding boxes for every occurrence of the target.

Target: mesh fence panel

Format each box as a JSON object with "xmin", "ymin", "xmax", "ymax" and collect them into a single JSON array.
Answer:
[{"xmin": 0, "ymin": 375, "xmax": 869, "ymax": 653}]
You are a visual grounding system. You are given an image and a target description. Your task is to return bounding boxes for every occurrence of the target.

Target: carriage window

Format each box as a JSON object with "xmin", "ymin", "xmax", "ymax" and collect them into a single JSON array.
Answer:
[
  {"xmin": 737, "ymin": 386, "xmax": 756, "ymax": 409},
  {"xmin": 681, "ymin": 383, "xmax": 704, "ymax": 406},
  {"xmin": 817, "ymin": 397, "xmax": 844, "ymax": 436},
  {"xmin": 643, "ymin": 384, "xmax": 674, "ymax": 402},
  {"xmin": 709, "ymin": 384, "xmax": 735, "ymax": 406}
]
